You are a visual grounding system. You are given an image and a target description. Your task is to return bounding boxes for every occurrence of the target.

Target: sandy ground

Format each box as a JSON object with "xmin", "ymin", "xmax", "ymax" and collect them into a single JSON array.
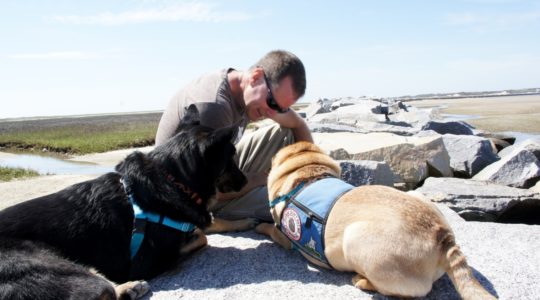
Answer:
[{"xmin": 408, "ymin": 94, "xmax": 540, "ymax": 134}]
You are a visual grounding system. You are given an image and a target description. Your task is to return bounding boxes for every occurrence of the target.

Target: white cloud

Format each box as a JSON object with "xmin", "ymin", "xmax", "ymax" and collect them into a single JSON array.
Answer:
[
  {"xmin": 49, "ymin": 2, "xmax": 253, "ymax": 25},
  {"xmin": 9, "ymin": 51, "xmax": 102, "ymax": 60}
]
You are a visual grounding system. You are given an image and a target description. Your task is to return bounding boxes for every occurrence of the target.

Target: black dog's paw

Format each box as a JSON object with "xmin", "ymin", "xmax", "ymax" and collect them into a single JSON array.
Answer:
[
  {"xmin": 116, "ymin": 280, "xmax": 150, "ymax": 300},
  {"xmin": 196, "ymin": 212, "xmax": 213, "ymax": 229}
]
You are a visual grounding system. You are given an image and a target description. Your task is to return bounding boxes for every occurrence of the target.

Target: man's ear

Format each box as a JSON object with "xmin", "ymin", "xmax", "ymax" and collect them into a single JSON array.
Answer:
[{"xmin": 181, "ymin": 104, "xmax": 200, "ymax": 126}]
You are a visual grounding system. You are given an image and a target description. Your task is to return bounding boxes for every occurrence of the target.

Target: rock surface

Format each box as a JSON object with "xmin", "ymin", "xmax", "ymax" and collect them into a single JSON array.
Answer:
[
  {"xmin": 339, "ymin": 160, "xmax": 395, "ymax": 187},
  {"xmin": 421, "ymin": 120, "xmax": 475, "ymax": 135},
  {"xmin": 472, "ymin": 148, "xmax": 540, "ymax": 188},
  {"xmin": 415, "ymin": 177, "xmax": 540, "ymax": 224},
  {"xmin": 315, "ymin": 132, "xmax": 452, "ymax": 188},
  {"xmin": 441, "ymin": 134, "xmax": 500, "ymax": 177}
]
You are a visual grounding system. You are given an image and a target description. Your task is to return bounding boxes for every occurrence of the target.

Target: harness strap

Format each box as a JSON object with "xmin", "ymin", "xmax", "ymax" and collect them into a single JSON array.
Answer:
[
  {"xmin": 269, "ymin": 181, "xmax": 306, "ymax": 208},
  {"xmin": 121, "ymin": 177, "xmax": 195, "ymax": 259}
]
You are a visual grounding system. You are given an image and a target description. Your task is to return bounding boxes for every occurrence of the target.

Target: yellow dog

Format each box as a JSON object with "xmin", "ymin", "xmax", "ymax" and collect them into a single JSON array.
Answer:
[{"xmin": 255, "ymin": 142, "xmax": 495, "ymax": 299}]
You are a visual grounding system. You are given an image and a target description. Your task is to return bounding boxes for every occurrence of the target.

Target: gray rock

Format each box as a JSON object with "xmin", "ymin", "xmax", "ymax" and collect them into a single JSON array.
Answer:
[
  {"xmin": 339, "ymin": 160, "xmax": 395, "ymax": 187},
  {"xmin": 422, "ymin": 120, "xmax": 475, "ymax": 135},
  {"xmin": 477, "ymin": 132, "xmax": 517, "ymax": 145},
  {"xmin": 308, "ymin": 100, "xmax": 382, "ymax": 123},
  {"xmin": 308, "ymin": 120, "xmax": 418, "ymax": 135},
  {"xmin": 308, "ymin": 101, "xmax": 434, "ymax": 136},
  {"xmin": 326, "ymin": 135, "xmax": 452, "ymax": 188},
  {"xmin": 308, "ymin": 123, "xmax": 364, "ymax": 133},
  {"xmin": 472, "ymin": 148, "xmax": 540, "ymax": 188},
  {"xmin": 330, "ymin": 97, "xmax": 366, "ymax": 110},
  {"xmin": 498, "ymin": 138, "xmax": 540, "ymax": 160},
  {"xmin": 531, "ymin": 181, "xmax": 540, "ymax": 193},
  {"xmin": 415, "ymin": 177, "xmax": 540, "ymax": 224},
  {"xmin": 301, "ymin": 98, "xmax": 333, "ymax": 119},
  {"xmin": 487, "ymin": 137, "xmax": 512, "ymax": 153},
  {"xmin": 441, "ymin": 134, "xmax": 500, "ymax": 177}
]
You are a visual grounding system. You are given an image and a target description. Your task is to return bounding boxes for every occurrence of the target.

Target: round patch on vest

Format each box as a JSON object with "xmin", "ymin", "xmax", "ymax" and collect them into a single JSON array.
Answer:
[{"xmin": 281, "ymin": 208, "xmax": 301, "ymax": 241}]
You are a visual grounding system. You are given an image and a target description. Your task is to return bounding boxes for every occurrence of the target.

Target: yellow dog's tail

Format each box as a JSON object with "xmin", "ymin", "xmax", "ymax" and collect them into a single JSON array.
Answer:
[{"xmin": 440, "ymin": 231, "xmax": 496, "ymax": 300}]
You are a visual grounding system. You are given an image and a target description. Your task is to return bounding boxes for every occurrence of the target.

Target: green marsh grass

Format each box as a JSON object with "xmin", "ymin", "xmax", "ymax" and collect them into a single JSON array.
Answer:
[
  {"xmin": 0, "ymin": 166, "xmax": 39, "ymax": 181},
  {"xmin": 0, "ymin": 113, "xmax": 161, "ymax": 154}
]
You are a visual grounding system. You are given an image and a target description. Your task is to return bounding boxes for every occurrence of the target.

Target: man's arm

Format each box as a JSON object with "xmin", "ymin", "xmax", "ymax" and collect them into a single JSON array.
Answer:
[{"xmin": 271, "ymin": 109, "xmax": 313, "ymax": 143}]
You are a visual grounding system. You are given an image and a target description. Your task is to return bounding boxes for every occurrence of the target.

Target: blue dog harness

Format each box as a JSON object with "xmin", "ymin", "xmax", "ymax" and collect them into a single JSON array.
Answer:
[
  {"xmin": 271, "ymin": 177, "xmax": 354, "ymax": 268},
  {"xmin": 121, "ymin": 177, "xmax": 196, "ymax": 259}
]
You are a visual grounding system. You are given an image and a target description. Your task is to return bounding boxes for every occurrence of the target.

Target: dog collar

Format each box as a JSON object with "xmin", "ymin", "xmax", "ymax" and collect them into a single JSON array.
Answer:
[
  {"xmin": 120, "ymin": 176, "xmax": 196, "ymax": 259},
  {"xmin": 166, "ymin": 174, "xmax": 203, "ymax": 205}
]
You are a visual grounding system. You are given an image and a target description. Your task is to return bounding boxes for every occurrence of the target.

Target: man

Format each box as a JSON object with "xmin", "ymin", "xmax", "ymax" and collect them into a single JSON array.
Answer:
[{"xmin": 155, "ymin": 50, "xmax": 312, "ymax": 221}]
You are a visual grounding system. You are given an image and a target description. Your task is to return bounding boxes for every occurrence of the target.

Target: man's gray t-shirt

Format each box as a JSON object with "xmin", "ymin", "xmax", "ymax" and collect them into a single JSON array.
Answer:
[{"xmin": 155, "ymin": 69, "xmax": 248, "ymax": 146}]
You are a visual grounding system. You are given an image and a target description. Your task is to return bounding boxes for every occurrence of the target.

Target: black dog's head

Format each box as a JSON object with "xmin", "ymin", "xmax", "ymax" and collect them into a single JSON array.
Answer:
[
  {"xmin": 151, "ymin": 105, "xmax": 247, "ymax": 198},
  {"xmin": 115, "ymin": 105, "xmax": 246, "ymax": 227}
]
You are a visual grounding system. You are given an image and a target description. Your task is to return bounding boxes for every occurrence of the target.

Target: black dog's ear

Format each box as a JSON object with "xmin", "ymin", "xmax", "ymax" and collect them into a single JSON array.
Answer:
[
  {"xmin": 182, "ymin": 104, "xmax": 200, "ymax": 126},
  {"xmin": 211, "ymin": 125, "xmax": 236, "ymax": 145}
]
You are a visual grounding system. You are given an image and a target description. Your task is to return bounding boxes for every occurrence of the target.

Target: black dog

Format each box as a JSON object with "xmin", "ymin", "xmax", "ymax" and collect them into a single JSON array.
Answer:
[{"xmin": 0, "ymin": 105, "xmax": 247, "ymax": 300}]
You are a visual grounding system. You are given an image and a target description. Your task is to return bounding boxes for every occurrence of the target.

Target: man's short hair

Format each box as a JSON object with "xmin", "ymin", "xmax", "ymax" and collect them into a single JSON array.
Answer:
[{"xmin": 252, "ymin": 50, "xmax": 306, "ymax": 99}]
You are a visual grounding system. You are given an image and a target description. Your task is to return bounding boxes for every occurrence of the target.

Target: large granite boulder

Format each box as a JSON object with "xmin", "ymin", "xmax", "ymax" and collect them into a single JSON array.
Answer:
[
  {"xmin": 301, "ymin": 98, "xmax": 333, "ymax": 119},
  {"xmin": 315, "ymin": 132, "xmax": 452, "ymax": 188},
  {"xmin": 303, "ymin": 97, "xmax": 439, "ymax": 136},
  {"xmin": 339, "ymin": 160, "xmax": 395, "ymax": 187},
  {"xmin": 441, "ymin": 134, "xmax": 500, "ymax": 178},
  {"xmin": 472, "ymin": 148, "xmax": 540, "ymax": 188},
  {"xmin": 498, "ymin": 138, "xmax": 540, "ymax": 160},
  {"xmin": 477, "ymin": 132, "xmax": 516, "ymax": 145},
  {"xmin": 415, "ymin": 177, "xmax": 540, "ymax": 224},
  {"xmin": 308, "ymin": 123, "xmax": 364, "ymax": 134},
  {"xmin": 308, "ymin": 100, "xmax": 382, "ymax": 123},
  {"xmin": 421, "ymin": 120, "xmax": 475, "ymax": 135},
  {"xmin": 476, "ymin": 132, "xmax": 515, "ymax": 152},
  {"xmin": 308, "ymin": 120, "xmax": 417, "ymax": 135},
  {"xmin": 330, "ymin": 97, "xmax": 366, "ymax": 110},
  {"xmin": 532, "ymin": 181, "xmax": 540, "ymax": 193}
]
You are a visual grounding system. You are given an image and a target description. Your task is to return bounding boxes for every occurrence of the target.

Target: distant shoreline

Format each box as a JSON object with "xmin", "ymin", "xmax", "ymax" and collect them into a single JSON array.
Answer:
[
  {"xmin": 2, "ymin": 94, "xmax": 539, "ymax": 137},
  {"xmin": 0, "ymin": 110, "xmax": 164, "ymax": 123},
  {"xmin": 409, "ymin": 94, "xmax": 540, "ymax": 135}
]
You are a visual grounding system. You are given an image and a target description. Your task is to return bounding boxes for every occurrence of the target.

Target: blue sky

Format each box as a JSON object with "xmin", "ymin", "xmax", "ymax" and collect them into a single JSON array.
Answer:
[{"xmin": 1, "ymin": 0, "xmax": 539, "ymax": 118}]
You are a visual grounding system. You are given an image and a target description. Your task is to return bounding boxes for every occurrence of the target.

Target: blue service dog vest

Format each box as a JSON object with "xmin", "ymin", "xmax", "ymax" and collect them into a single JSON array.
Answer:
[{"xmin": 278, "ymin": 177, "xmax": 354, "ymax": 267}]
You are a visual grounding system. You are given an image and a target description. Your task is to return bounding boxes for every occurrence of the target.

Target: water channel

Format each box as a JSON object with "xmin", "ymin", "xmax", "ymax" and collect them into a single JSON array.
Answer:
[{"xmin": 0, "ymin": 153, "xmax": 113, "ymax": 175}]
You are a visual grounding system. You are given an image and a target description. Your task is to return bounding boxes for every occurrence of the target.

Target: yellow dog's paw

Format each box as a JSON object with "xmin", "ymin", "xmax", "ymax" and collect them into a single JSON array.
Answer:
[{"xmin": 352, "ymin": 274, "xmax": 376, "ymax": 291}]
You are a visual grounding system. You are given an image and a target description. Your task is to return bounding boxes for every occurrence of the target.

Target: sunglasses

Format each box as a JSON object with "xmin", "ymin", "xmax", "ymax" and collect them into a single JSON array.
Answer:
[{"xmin": 263, "ymin": 73, "xmax": 289, "ymax": 114}]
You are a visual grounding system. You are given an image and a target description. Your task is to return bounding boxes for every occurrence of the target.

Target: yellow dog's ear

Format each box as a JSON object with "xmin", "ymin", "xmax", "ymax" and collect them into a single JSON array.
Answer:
[{"xmin": 272, "ymin": 142, "xmax": 324, "ymax": 168}]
